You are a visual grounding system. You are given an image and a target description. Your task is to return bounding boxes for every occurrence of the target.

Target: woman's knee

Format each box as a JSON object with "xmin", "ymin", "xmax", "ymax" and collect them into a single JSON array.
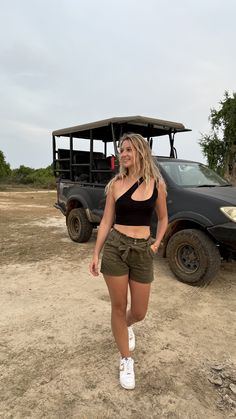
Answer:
[
  {"xmin": 131, "ymin": 309, "xmax": 147, "ymax": 322},
  {"xmin": 111, "ymin": 302, "xmax": 127, "ymax": 317}
]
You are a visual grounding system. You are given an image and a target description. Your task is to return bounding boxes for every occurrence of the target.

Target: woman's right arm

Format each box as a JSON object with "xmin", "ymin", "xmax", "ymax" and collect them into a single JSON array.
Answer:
[{"xmin": 89, "ymin": 187, "xmax": 116, "ymax": 276}]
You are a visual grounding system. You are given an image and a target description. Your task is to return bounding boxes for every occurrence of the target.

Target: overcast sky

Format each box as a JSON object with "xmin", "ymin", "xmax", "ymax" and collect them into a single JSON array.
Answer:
[{"xmin": 0, "ymin": 0, "xmax": 235, "ymax": 168}]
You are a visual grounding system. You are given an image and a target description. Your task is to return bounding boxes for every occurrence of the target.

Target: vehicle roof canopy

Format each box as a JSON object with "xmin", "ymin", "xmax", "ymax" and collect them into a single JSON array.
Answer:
[{"xmin": 52, "ymin": 115, "xmax": 191, "ymax": 141}]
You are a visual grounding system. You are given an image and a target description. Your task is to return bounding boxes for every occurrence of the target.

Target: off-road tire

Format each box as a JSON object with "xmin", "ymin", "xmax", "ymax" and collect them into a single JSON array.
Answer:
[
  {"xmin": 67, "ymin": 208, "xmax": 93, "ymax": 243},
  {"xmin": 166, "ymin": 229, "xmax": 221, "ymax": 286}
]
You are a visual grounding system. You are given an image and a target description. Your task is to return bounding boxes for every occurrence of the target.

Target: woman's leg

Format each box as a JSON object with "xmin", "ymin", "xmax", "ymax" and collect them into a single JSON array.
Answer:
[
  {"xmin": 104, "ymin": 274, "xmax": 130, "ymax": 358},
  {"xmin": 126, "ymin": 280, "xmax": 151, "ymax": 326}
]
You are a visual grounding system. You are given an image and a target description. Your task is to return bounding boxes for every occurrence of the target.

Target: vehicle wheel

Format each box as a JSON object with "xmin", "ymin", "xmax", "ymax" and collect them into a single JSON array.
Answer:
[
  {"xmin": 166, "ymin": 229, "xmax": 221, "ymax": 286},
  {"xmin": 67, "ymin": 208, "xmax": 93, "ymax": 242}
]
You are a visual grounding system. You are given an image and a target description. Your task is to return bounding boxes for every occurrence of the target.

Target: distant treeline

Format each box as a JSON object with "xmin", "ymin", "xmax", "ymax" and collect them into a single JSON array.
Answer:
[{"xmin": 0, "ymin": 151, "xmax": 56, "ymax": 188}]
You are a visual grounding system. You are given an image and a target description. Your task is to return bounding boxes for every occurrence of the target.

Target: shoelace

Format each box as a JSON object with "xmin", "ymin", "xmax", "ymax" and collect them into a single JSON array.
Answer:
[{"xmin": 123, "ymin": 358, "xmax": 133, "ymax": 375}]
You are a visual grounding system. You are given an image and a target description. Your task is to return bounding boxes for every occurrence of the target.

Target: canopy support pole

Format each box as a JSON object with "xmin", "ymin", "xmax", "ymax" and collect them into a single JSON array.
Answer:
[
  {"xmin": 89, "ymin": 129, "xmax": 93, "ymax": 183},
  {"xmin": 169, "ymin": 131, "xmax": 176, "ymax": 158}
]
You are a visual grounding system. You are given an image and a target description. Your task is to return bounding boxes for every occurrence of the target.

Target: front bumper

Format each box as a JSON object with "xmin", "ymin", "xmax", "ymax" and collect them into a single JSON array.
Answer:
[{"xmin": 208, "ymin": 222, "xmax": 236, "ymax": 253}]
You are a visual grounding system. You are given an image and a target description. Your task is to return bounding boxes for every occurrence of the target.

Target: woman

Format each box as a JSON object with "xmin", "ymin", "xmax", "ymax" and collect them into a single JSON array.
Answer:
[{"xmin": 90, "ymin": 133, "xmax": 168, "ymax": 390}]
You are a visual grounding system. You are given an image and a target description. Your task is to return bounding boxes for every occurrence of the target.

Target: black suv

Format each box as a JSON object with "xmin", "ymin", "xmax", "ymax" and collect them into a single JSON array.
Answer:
[{"xmin": 52, "ymin": 116, "xmax": 236, "ymax": 286}]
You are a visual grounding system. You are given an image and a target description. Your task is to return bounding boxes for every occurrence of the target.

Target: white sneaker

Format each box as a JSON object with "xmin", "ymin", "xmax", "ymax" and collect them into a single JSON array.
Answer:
[
  {"xmin": 128, "ymin": 326, "xmax": 135, "ymax": 351},
  {"xmin": 119, "ymin": 357, "xmax": 135, "ymax": 390}
]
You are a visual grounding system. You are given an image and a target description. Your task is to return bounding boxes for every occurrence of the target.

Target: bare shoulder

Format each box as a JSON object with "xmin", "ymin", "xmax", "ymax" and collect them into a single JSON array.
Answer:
[
  {"xmin": 157, "ymin": 178, "xmax": 167, "ymax": 196},
  {"xmin": 108, "ymin": 177, "xmax": 122, "ymax": 199}
]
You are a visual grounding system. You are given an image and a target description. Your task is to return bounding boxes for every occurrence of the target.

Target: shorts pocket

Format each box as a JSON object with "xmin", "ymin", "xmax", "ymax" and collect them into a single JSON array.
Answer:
[
  {"xmin": 105, "ymin": 229, "xmax": 118, "ymax": 246},
  {"xmin": 148, "ymin": 245, "xmax": 156, "ymax": 258}
]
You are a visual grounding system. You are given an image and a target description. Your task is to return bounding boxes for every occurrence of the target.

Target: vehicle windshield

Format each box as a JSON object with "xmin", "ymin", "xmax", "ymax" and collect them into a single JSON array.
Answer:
[{"xmin": 157, "ymin": 160, "xmax": 229, "ymax": 187}]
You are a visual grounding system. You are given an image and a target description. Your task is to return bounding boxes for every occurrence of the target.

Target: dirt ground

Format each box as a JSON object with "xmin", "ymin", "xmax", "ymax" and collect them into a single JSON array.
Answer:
[{"xmin": 0, "ymin": 189, "xmax": 235, "ymax": 419}]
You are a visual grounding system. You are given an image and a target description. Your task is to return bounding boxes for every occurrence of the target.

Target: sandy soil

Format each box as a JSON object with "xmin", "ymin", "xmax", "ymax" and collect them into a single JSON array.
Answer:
[{"xmin": 0, "ymin": 189, "xmax": 235, "ymax": 419}]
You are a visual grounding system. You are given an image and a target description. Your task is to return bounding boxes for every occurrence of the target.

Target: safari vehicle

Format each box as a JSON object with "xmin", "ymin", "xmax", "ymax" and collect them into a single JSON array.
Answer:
[{"xmin": 52, "ymin": 116, "xmax": 236, "ymax": 286}]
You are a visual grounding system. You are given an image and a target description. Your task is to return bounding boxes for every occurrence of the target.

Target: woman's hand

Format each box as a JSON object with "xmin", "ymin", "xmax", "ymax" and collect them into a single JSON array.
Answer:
[
  {"xmin": 89, "ymin": 187, "xmax": 115, "ymax": 277},
  {"xmin": 89, "ymin": 254, "xmax": 100, "ymax": 276},
  {"xmin": 150, "ymin": 243, "xmax": 159, "ymax": 254}
]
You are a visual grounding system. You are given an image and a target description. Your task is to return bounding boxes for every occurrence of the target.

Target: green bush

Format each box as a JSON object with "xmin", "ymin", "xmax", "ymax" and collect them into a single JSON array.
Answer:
[
  {"xmin": 3, "ymin": 165, "xmax": 56, "ymax": 189},
  {"xmin": 22, "ymin": 166, "xmax": 56, "ymax": 188},
  {"xmin": 0, "ymin": 149, "xmax": 56, "ymax": 189},
  {"xmin": 11, "ymin": 165, "xmax": 35, "ymax": 183}
]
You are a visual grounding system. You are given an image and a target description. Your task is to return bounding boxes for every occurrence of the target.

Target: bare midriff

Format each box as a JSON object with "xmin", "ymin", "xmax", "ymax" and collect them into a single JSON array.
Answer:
[{"xmin": 113, "ymin": 224, "xmax": 151, "ymax": 239}]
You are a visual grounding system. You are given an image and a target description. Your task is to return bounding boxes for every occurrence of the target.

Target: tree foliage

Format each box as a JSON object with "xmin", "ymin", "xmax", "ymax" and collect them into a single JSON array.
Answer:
[
  {"xmin": 0, "ymin": 153, "xmax": 55, "ymax": 188},
  {"xmin": 199, "ymin": 91, "xmax": 236, "ymax": 178},
  {"xmin": 0, "ymin": 151, "xmax": 11, "ymax": 178},
  {"xmin": 11, "ymin": 164, "xmax": 55, "ymax": 187}
]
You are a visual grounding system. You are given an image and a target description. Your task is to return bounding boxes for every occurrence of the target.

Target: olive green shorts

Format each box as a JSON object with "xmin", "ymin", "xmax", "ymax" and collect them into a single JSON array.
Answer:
[{"xmin": 101, "ymin": 228, "xmax": 156, "ymax": 283}]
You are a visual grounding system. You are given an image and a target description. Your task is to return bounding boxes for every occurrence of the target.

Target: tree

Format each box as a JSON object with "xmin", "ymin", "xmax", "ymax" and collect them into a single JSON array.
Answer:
[
  {"xmin": 11, "ymin": 165, "xmax": 34, "ymax": 183},
  {"xmin": 0, "ymin": 150, "xmax": 11, "ymax": 178},
  {"xmin": 10, "ymin": 164, "xmax": 55, "ymax": 187},
  {"xmin": 199, "ymin": 91, "xmax": 236, "ymax": 178}
]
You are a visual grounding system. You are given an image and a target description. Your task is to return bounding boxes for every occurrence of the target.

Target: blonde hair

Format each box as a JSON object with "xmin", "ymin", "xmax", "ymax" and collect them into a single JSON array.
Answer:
[{"xmin": 105, "ymin": 133, "xmax": 166, "ymax": 194}]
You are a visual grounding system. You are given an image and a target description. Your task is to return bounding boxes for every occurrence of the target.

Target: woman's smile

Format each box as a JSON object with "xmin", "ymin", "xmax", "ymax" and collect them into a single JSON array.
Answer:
[{"xmin": 120, "ymin": 140, "xmax": 135, "ymax": 167}]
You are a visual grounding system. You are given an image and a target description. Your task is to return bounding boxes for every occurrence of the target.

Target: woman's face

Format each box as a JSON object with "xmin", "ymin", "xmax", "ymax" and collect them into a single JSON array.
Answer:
[{"xmin": 119, "ymin": 139, "xmax": 137, "ymax": 170}]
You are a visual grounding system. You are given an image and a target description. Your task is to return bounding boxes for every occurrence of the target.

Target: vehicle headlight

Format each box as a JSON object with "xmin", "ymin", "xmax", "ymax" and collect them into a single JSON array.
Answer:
[{"xmin": 220, "ymin": 207, "xmax": 236, "ymax": 222}]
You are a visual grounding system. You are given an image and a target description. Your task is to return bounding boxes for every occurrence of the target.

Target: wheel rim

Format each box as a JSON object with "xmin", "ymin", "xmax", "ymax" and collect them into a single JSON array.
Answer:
[
  {"xmin": 176, "ymin": 244, "xmax": 200, "ymax": 273},
  {"xmin": 72, "ymin": 217, "xmax": 81, "ymax": 234}
]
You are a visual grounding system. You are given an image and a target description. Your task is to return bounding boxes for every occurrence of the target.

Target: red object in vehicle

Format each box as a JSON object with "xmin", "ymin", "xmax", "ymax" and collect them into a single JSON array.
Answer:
[{"xmin": 111, "ymin": 155, "xmax": 115, "ymax": 170}]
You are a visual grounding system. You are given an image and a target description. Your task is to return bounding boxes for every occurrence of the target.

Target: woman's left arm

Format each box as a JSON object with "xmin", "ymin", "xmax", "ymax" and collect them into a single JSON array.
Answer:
[{"xmin": 151, "ymin": 179, "xmax": 168, "ymax": 253}]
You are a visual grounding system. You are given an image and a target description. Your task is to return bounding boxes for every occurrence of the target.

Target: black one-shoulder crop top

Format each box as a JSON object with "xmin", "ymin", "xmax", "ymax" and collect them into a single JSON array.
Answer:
[{"xmin": 115, "ymin": 178, "xmax": 158, "ymax": 226}]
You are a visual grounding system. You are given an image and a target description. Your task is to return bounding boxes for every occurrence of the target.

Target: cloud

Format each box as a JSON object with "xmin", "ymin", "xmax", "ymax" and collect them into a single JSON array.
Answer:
[{"xmin": 0, "ymin": 0, "xmax": 236, "ymax": 168}]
